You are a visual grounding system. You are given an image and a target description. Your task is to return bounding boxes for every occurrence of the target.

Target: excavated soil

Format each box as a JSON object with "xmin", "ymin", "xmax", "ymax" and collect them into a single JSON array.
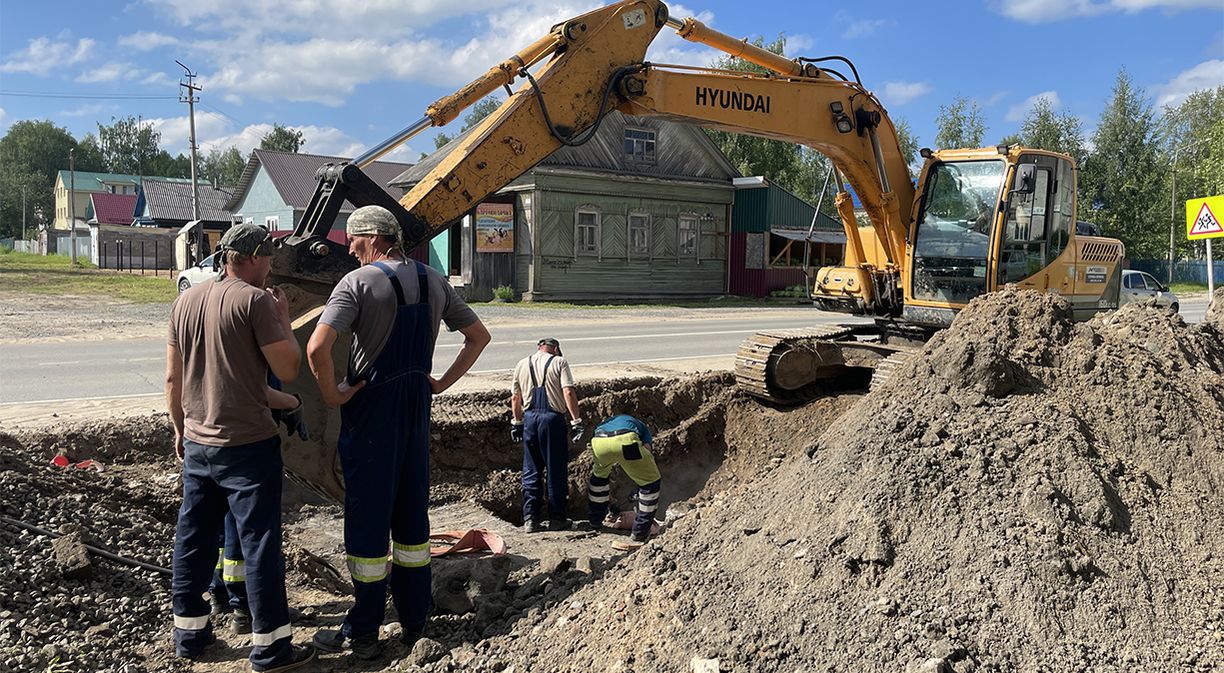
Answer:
[
  {"xmin": 463, "ymin": 288, "xmax": 1224, "ymax": 673},
  {"xmin": 6, "ymin": 289, "xmax": 1222, "ymax": 673},
  {"xmin": 0, "ymin": 373, "xmax": 854, "ymax": 673}
]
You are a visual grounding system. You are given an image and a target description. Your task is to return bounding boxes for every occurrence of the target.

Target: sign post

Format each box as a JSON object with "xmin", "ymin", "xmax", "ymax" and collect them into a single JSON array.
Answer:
[{"xmin": 1187, "ymin": 195, "xmax": 1224, "ymax": 302}]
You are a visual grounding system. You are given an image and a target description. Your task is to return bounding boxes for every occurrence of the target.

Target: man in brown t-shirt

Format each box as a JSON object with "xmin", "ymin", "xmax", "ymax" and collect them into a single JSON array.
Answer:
[{"xmin": 165, "ymin": 223, "xmax": 314, "ymax": 672}]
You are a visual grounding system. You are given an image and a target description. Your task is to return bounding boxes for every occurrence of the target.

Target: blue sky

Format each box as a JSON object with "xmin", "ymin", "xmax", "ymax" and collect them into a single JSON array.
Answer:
[{"xmin": 1, "ymin": 0, "xmax": 1220, "ymax": 165}]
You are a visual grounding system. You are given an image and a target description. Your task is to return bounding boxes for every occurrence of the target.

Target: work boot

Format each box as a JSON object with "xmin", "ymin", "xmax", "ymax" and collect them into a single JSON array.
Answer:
[
  {"xmin": 251, "ymin": 644, "xmax": 316, "ymax": 673},
  {"xmin": 231, "ymin": 607, "xmax": 306, "ymax": 635},
  {"xmin": 524, "ymin": 519, "xmax": 544, "ymax": 534},
  {"xmin": 547, "ymin": 517, "xmax": 572, "ymax": 532},
  {"xmin": 209, "ymin": 592, "xmax": 232, "ymax": 615},
  {"xmin": 611, "ymin": 539, "xmax": 644, "ymax": 552},
  {"xmin": 399, "ymin": 621, "xmax": 426, "ymax": 647},
  {"xmin": 312, "ymin": 628, "xmax": 381, "ymax": 660}
]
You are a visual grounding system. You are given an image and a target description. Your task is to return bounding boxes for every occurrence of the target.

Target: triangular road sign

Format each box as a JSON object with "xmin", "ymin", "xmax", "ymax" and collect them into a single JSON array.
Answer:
[{"xmin": 1188, "ymin": 196, "xmax": 1224, "ymax": 240}]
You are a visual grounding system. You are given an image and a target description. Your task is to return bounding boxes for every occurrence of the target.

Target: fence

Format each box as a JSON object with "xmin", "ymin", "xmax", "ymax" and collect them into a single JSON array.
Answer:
[
  {"xmin": 98, "ymin": 239, "xmax": 167, "ymax": 276},
  {"xmin": 1129, "ymin": 259, "xmax": 1224, "ymax": 285},
  {"xmin": 52, "ymin": 235, "xmax": 92, "ymax": 261},
  {"xmin": 12, "ymin": 239, "xmax": 44, "ymax": 254}
]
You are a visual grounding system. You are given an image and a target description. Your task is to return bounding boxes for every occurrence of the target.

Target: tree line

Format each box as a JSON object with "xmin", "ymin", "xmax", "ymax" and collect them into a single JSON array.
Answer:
[
  {"xmin": 704, "ymin": 37, "xmax": 1224, "ymax": 263},
  {"xmin": 0, "ymin": 119, "xmax": 305, "ymax": 238}
]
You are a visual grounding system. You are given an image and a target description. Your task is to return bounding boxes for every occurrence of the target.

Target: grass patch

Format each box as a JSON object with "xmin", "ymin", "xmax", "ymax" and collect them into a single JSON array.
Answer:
[
  {"xmin": 1168, "ymin": 282, "xmax": 1210, "ymax": 295},
  {"xmin": 0, "ymin": 251, "xmax": 177, "ymax": 304}
]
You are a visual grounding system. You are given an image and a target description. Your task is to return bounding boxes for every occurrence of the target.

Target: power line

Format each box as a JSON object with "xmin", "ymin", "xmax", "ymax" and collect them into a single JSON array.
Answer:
[{"xmin": 0, "ymin": 90, "xmax": 178, "ymax": 100}]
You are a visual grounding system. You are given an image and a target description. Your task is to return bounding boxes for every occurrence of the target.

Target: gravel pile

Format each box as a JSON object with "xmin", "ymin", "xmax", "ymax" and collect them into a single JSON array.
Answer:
[
  {"xmin": 432, "ymin": 288, "xmax": 1224, "ymax": 673},
  {"xmin": 0, "ymin": 421, "xmax": 184, "ymax": 673}
]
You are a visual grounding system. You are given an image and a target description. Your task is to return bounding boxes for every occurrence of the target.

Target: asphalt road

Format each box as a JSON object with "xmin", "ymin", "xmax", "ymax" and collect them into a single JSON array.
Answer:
[
  {"xmin": 0, "ymin": 310, "xmax": 854, "ymax": 405},
  {"xmin": 0, "ymin": 296, "xmax": 1211, "ymax": 406}
]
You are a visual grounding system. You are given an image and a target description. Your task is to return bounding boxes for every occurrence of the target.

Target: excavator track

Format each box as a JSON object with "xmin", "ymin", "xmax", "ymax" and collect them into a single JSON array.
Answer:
[
  {"xmin": 869, "ymin": 350, "xmax": 917, "ymax": 391},
  {"xmin": 735, "ymin": 325, "xmax": 874, "ymax": 404}
]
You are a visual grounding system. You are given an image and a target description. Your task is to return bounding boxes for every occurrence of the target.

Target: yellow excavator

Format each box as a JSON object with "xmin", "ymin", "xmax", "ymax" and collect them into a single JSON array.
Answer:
[{"xmin": 268, "ymin": 0, "xmax": 1124, "ymax": 499}]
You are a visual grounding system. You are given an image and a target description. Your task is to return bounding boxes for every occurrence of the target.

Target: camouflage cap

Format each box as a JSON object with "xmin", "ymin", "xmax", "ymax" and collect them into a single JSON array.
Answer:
[
  {"xmin": 346, "ymin": 205, "xmax": 402, "ymax": 240},
  {"xmin": 538, "ymin": 337, "xmax": 563, "ymax": 356},
  {"xmin": 219, "ymin": 223, "xmax": 274, "ymax": 257}
]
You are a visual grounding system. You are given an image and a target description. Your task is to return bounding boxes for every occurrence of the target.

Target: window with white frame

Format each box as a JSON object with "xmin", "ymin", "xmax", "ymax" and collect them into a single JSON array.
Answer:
[
  {"xmin": 575, "ymin": 208, "xmax": 600, "ymax": 257},
  {"xmin": 265, "ymin": 215, "xmax": 281, "ymax": 232},
  {"xmin": 678, "ymin": 214, "xmax": 699, "ymax": 257},
  {"xmin": 623, "ymin": 128, "xmax": 656, "ymax": 163},
  {"xmin": 628, "ymin": 212, "xmax": 650, "ymax": 258}
]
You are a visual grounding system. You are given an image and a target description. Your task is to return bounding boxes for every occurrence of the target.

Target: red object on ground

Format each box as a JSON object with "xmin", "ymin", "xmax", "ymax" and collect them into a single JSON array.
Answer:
[
  {"xmin": 429, "ymin": 529, "xmax": 507, "ymax": 557},
  {"xmin": 51, "ymin": 455, "xmax": 70, "ymax": 467}
]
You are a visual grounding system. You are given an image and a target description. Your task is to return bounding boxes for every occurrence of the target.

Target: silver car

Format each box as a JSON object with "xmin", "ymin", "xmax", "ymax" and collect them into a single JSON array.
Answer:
[
  {"xmin": 1120, "ymin": 270, "xmax": 1179, "ymax": 313},
  {"xmin": 176, "ymin": 253, "xmax": 219, "ymax": 293}
]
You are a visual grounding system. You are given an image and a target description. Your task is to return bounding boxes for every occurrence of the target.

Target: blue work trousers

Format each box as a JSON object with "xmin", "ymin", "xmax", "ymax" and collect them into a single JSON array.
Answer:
[
  {"xmin": 171, "ymin": 436, "xmax": 291, "ymax": 669},
  {"xmin": 522, "ymin": 407, "xmax": 570, "ymax": 522}
]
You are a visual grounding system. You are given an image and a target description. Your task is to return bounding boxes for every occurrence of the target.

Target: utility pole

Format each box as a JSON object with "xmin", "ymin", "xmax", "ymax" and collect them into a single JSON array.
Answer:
[
  {"xmin": 177, "ymin": 60, "xmax": 202, "ymax": 222},
  {"xmin": 69, "ymin": 148, "xmax": 77, "ymax": 264},
  {"xmin": 21, "ymin": 185, "xmax": 27, "ymax": 241},
  {"xmin": 1169, "ymin": 137, "xmax": 1209, "ymax": 284}
]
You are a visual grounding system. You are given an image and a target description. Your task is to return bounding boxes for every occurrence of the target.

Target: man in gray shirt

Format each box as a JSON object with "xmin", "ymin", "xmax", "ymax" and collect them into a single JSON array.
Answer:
[{"xmin": 306, "ymin": 206, "xmax": 490, "ymax": 659}]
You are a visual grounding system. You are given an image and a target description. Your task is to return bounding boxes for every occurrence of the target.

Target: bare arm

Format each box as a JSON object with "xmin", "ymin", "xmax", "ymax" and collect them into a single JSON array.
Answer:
[
  {"xmin": 512, "ymin": 391, "xmax": 523, "ymax": 423},
  {"xmin": 266, "ymin": 386, "xmax": 299, "ymax": 410},
  {"xmin": 261, "ymin": 287, "xmax": 301, "ymax": 383},
  {"xmin": 307, "ymin": 323, "xmax": 364, "ymax": 408},
  {"xmin": 563, "ymin": 387, "xmax": 581, "ymax": 422},
  {"xmin": 430, "ymin": 319, "xmax": 491, "ymax": 395},
  {"xmin": 164, "ymin": 344, "xmax": 185, "ymax": 460}
]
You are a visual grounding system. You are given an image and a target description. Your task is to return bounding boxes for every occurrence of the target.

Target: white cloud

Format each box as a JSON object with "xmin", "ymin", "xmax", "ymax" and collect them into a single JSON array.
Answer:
[
  {"xmin": 146, "ymin": 113, "xmax": 381, "ymax": 162},
  {"xmin": 0, "ymin": 37, "xmax": 95, "ymax": 75},
  {"xmin": 60, "ymin": 103, "xmax": 117, "ymax": 118},
  {"xmin": 1156, "ymin": 59, "xmax": 1224, "ymax": 107},
  {"xmin": 117, "ymin": 31, "xmax": 179, "ymax": 51},
  {"xmin": 881, "ymin": 81, "xmax": 933, "ymax": 105},
  {"xmin": 984, "ymin": 91, "xmax": 1011, "ymax": 107},
  {"xmin": 842, "ymin": 19, "xmax": 893, "ymax": 39},
  {"xmin": 141, "ymin": 71, "xmax": 177, "ymax": 87},
  {"xmin": 0, "ymin": 108, "xmax": 7, "ymax": 133},
  {"xmin": 180, "ymin": 1, "xmax": 715, "ymax": 107},
  {"xmin": 75, "ymin": 62, "xmax": 136, "ymax": 83},
  {"xmin": 1006, "ymin": 90, "xmax": 1061, "ymax": 122},
  {"xmin": 993, "ymin": 0, "xmax": 1219, "ymax": 23}
]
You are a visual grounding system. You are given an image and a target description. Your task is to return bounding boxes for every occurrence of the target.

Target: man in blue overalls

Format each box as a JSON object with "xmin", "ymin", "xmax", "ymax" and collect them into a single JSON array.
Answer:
[
  {"xmin": 307, "ymin": 206, "xmax": 489, "ymax": 660},
  {"xmin": 510, "ymin": 338, "xmax": 584, "ymax": 532}
]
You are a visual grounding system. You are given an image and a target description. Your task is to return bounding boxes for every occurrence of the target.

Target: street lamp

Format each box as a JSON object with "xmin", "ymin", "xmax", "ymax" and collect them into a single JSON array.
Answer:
[{"xmin": 1168, "ymin": 137, "xmax": 1209, "ymax": 284}]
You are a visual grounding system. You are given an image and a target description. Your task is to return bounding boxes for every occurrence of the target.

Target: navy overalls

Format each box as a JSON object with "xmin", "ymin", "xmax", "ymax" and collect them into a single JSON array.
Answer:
[
  {"xmin": 521, "ymin": 356, "xmax": 570, "ymax": 523},
  {"xmin": 337, "ymin": 260, "xmax": 435, "ymax": 638}
]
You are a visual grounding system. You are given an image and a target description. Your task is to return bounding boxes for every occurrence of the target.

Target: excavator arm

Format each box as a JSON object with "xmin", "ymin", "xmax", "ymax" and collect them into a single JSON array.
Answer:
[
  {"xmin": 271, "ymin": 0, "xmax": 922, "ymax": 500},
  {"xmin": 271, "ymin": 0, "xmax": 912, "ymax": 312}
]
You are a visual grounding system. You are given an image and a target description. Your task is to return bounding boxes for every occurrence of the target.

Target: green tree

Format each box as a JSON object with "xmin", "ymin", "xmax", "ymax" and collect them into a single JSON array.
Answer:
[
  {"xmin": 260, "ymin": 124, "xmax": 306, "ymax": 153},
  {"xmin": 894, "ymin": 118, "xmax": 921, "ymax": 178},
  {"xmin": 199, "ymin": 147, "xmax": 247, "ymax": 187},
  {"xmin": 422, "ymin": 131, "xmax": 454, "ymax": 159},
  {"xmin": 704, "ymin": 36, "xmax": 810, "ymax": 194},
  {"xmin": 934, "ymin": 96, "xmax": 987, "ymax": 149},
  {"xmin": 0, "ymin": 165, "xmax": 44, "ymax": 239},
  {"xmin": 1158, "ymin": 86, "xmax": 1224, "ymax": 260},
  {"xmin": 96, "ymin": 116, "xmax": 161, "ymax": 175},
  {"xmin": 997, "ymin": 133, "xmax": 1022, "ymax": 147},
  {"xmin": 1080, "ymin": 69, "xmax": 1165, "ymax": 259},
  {"xmin": 73, "ymin": 133, "xmax": 107, "ymax": 172},
  {"xmin": 461, "ymin": 97, "xmax": 502, "ymax": 132},
  {"xmin": 1019, "ymin": 97, "xmax": 1087, "ymax": 166},
  {"xmin": 146, "ymin": 150, "xmax": 191, "ymax": 179},
  {"xmin": 0, "ymin": 119, "xmax": 79, "ymax": 230}
]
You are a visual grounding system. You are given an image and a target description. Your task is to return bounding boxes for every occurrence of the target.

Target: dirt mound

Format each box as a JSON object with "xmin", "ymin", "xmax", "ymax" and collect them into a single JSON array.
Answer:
[{"xmin": 471, "ymin": 288, "xmax": 1224, "ymax": 672}]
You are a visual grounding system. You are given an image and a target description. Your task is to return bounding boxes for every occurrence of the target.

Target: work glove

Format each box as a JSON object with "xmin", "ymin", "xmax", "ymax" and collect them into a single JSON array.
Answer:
[
  {"xmin": 510, "ymin": 422, "xmax": 524, "ymax": 444},
  {"xmin": 280, "ymin": 394, "xmax": 310, "ymax": 441},
  {"xmin": 569, "ymin": 419, "xmax": 585, "ymax": 444}
]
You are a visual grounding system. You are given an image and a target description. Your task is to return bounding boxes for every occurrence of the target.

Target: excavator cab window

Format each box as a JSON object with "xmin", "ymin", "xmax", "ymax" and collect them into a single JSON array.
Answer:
[
  {"xmin": 911, "ymin": 159, "xmax": 1006, "ymax": 304},
  {"xmin": 999, "ymin": 154, "xmax": 1074, "ymax": 285}
]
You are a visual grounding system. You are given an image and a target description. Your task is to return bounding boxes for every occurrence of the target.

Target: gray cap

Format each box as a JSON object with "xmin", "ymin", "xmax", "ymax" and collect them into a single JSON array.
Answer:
[
  {"xmin": 219, "ymin": 223, "xmax": 273, "ymax": 257},
  {"xmin": 538, "ymin": 337, "xmax": 563, "ymax": 356},
  {"xmin": 346, "ymin": 205, "xmax": 402, "ymax": 241}
]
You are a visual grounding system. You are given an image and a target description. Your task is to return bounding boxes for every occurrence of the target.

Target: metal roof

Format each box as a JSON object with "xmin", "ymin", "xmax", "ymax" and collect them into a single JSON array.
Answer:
[
  {"xmin": 771, "ymin": 228, "xmax": 846, "ymax": 244},
  {"xmin": 390, "ymin": 110, "xmax": 739, "ymax": 188},
  {"xmin": 87, "ymin": 193, "xmax": 138, "ymax": 225},
  {"xmin": 139, "ymin": 178, "xmax": 232, "ymax": 223},
  {"xmin": 225, "ymin": 149, "xmax": 413, "ymax": 212}
]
